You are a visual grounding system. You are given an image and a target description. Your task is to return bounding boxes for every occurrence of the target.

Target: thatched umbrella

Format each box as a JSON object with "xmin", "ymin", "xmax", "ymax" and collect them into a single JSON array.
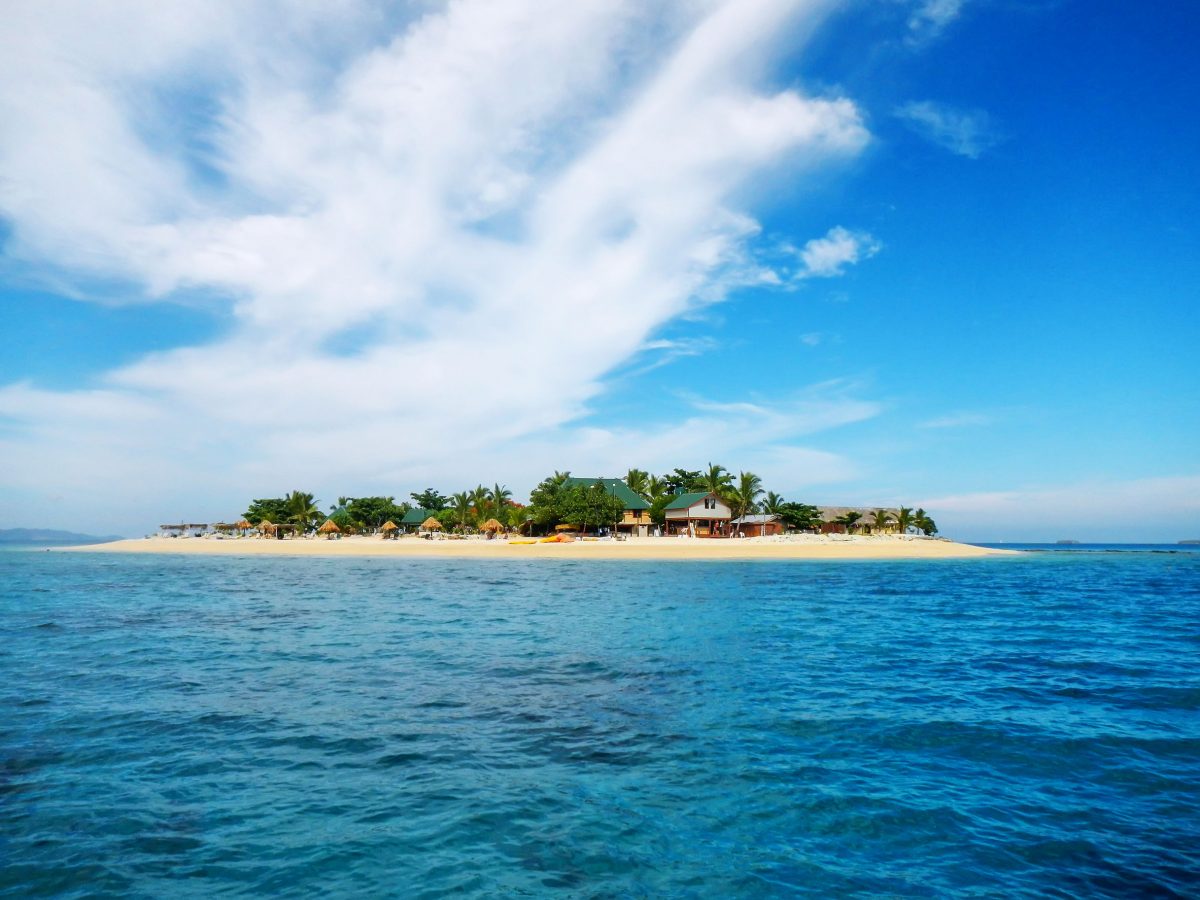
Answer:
[
  {"xmin": 258, "ymin": 519, "xmax": 276, "ymax": 537},
  {"xmin": 318, "ymin": 519, "xmax": 341, "ymax": 539},
  {"xmin": 236, "ymin": 518, "xmax": 251, "ymax": 530},
  {"xmin": 480, "ymin": 518, "xmax": 504, "ymax": 533},
  {"xmin": 420, "ymin": 517, "xmax": 443, "ymax": 531},
  {"xmin": 381, "ymin": 520, "xmax": 399, "ymax": 540}
]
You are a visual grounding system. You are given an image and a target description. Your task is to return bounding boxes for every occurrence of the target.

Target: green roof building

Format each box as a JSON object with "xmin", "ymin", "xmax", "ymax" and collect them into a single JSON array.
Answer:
[{"xmin": 562, "ymin": 477, "xmax": 652, "ymax": 536}]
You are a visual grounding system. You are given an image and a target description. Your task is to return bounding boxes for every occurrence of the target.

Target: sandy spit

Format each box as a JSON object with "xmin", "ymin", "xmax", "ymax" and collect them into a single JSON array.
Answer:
[{"xmin": 59, "ymin": 535, "xmax": 1017, "ymax": 561}]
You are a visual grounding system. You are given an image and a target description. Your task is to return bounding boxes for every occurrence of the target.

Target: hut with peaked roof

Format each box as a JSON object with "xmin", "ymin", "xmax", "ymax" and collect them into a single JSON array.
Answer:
[
  {"xmin": 419, "ymin": 516, "xmax": 443, "ymax": 533},
  {"xmin": 318, "ymin": 519, "xmax": 341, "ymax": 539},
  {"xmin": 381, "ymin": 520, "xmax": 399, "ymax": 540}
]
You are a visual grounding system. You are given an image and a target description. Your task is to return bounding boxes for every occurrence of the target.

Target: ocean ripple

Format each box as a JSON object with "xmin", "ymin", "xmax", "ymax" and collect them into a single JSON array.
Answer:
[{"xmin": 1, "ymin": 551, "xmax": 1198, "ymax": 896}]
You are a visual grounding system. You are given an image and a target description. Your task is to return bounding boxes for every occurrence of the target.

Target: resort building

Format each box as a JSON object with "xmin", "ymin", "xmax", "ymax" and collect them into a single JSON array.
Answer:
[
  {"xmin": 400, "ymin": 508, "xmax": 439, "ymax": 532},
  {"xmin": 563, "ymin": 477, "xmax": 653, "ymax": 537},
  {"xmin": 663, "ymin": 492, "xmax": 732, "ymax": 537},
  {"xmin": 159, "ymin": 523, "xmax": 209, "ymax": 537},
  {"xmin": 817, "ymin": 507, "xmax": 901, "ymax": 534},
  {"xmin": 730, "ymin": 513, "xmax": 783, "ymax": 537}
]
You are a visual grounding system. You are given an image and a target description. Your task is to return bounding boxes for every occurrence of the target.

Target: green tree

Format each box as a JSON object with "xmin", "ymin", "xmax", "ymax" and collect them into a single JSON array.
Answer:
[
  {"xmin": 702, "ymin": 462, "xmax": 733, "ymax": 500},
  {"xmin": 560, "ymin": 480, "xmax": 625, "ymax": 534},
  {"xmin": 778, "ymin": 502, "xmax": 821, "ymax": 532},
  {"xmin": 450, "ymin": 492, "xmax": 473, "ymax": 532},
  {"xmin": 894, "ymin": 506, "xmax": 915, "ymax": 534},
  {"xmin": 836, "ymin": 510, "xmax": 863, "ymax": 533},
  {"xmin": 284, "ymin": 490, "xmax": 321, "ymax": 531},
  {"xmin": 244, "ymin": 497, "xmax": 290, "ymax": 525},
  {"xmin": 762, "ymin": 491, "xmax": 785, "ymax": 516},
  {"xmin": 488, "ymin": 483, "xmax": 512, "ymax": 518},
  {"xmin": 469, "ymin": 485, "xmax": 491, "ymax": 525},
  {"xmin": 527, "ymin": 471, "xmax": 572, "ymax": 529},
  {"xmin": 345, "ymin": 496, "xmax": 408, "ymax": 530},
  {"xmin": 730, "ymin": 470, "xmax": 763, "ymax": 520},
  {"xmin": 870, "ymin": 508, "xmax": 894, "ymax": 534},
  {"xmin": 647, "ymin": 474, "xmax": 668, "ymax": 501},
  {"xmin": 662, "ymin": 468, "xmax": 702, "ymax": 495},
  {"xmin": 914, "ymin": 508, "xmax": 938, "ymax": 535},
  {"xmin": 624, "ymin": 468, "xmax": 651, "ymax": 499},
  {"xmin": 410, "ymin": 488, "xmax": 449, "ymax": 511}
]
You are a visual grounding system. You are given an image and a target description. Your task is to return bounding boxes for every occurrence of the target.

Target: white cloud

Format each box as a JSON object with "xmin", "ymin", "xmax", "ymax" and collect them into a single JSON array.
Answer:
[
  {"xmin": 0, "ymin": 0, "xmax": 873, "ymax": 533},
  {"xmin": 895, "ymin": 100, "xmax": 1000, "ymax": 159},
  {"xmin": 906, "ymin": 0, "xmax": 965, "ymax": 45},
  {"xmin": 796, "ymin": 226, "xmax": 881, "ymax": 278},
  {"xmin": 918, "ymin": 475, "xmax": 1200, "ymax": 542}
]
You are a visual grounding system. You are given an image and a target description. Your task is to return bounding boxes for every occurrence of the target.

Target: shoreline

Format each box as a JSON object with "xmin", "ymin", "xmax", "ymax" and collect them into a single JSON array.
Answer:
[{"xmin": 58, "ymin": 534, "xmax": 1018, "ymax": 561}]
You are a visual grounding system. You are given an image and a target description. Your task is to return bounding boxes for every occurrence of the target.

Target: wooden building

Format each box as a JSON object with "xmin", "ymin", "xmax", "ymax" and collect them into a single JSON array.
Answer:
[
  {"xmin": 663, "ymin": 492, "xmax": 732, "ymax": 537},
  {"xmin": 562, "ymin": 477, "xmax": 653, "ymax": 537}
]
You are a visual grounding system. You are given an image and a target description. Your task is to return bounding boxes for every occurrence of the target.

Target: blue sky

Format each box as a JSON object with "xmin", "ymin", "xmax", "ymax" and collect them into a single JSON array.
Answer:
[{"xmin": 1, "ymin": 0, "xmax": 1197, "ymax": 541}]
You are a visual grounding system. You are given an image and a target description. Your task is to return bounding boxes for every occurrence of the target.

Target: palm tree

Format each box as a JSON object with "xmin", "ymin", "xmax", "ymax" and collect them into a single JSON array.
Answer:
[
  {"xmin": 836, "ymin": 510, "xmax": 863, "ymax": 533},
  {"xmin": 914, "ymin": 508, "xmax": 937, "ymax": 536},
  {"xmin": 285, "ymin": 490, "xmax": 321, "ymax": 532},
  {"xmin": 894, "ymin": 506, "xmax": 915, "ymax": 534},
  {"xmin": 469, "ymin": 485, "xmax": 491, "ymax": 526},
  {"xmin": 450, "ymin": 492, "xmax": 473, "ymax": 532},
  {"xmin": 731, "ymin": 471, "xmax": 764, "ymax": 520},
  {"xmin": 647, "ymin": 474, "xmax": 668, "ymax": 501},
  {"xmin": 625, "ymin": 468, "xmax": 650, "ymax": 499},
  {"xmin": 489, "ymin": 483, "xmax": 512, "ymax": 517},
  {"xmin": 762, "ymin": 491, "xmax": 785, "ymax": 516},
  {"xmin": 702, "ymin": 462, "xmax": 733, "ymax": 500},
  {"xmin": 507, "ymin": 504, "xmax": 533, "ymax": 535},
  {"xmin": 870, "ymin": 508, "xmax": 894, "ymax": 534}
]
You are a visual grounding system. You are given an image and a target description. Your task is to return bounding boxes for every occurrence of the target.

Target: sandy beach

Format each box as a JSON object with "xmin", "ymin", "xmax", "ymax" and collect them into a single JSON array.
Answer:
[{"xmin": 62, "ymin": 534, "xmax": 1015, "ymax": 560}]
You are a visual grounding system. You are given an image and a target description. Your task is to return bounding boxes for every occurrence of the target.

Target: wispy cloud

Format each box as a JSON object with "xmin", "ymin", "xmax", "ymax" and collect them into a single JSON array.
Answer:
[
  {"xmin": 895, "ymin": 100, "xmax": 1001, "ymax": 158},
  {"xmin": 795, "ymin": 226, "xmax": 881, "ymax": 278},
  {"xmin": 906, "ymin": 0, "xmax": 966, "ymax": 45},
  {"xmin": 0, "ymin": 0, "xmax": 872, "ymax": 532}
]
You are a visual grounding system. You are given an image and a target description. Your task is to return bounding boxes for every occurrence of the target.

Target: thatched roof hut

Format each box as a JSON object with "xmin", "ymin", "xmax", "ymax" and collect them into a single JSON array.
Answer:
[
  {"xmin": 381, "ymin": 520, "xmax": 399, "ymax": 532},
  {"xmin": 236, "ymin": 519, "xmax": 252, "ymax": 530},
  {"xmin": 318, "ymin": 519, "xmax": 341, "ymax": 536},
  {"xmin": 480, "ymin": 518, "xmax": 504, "ymax": 532},
  {"xmin": 258, "ymin": 519, "xmax": 276, "ymax": 533},
  {"xmin": 420, "ymin": 517, "xmax": 444, "ymax": 531}
]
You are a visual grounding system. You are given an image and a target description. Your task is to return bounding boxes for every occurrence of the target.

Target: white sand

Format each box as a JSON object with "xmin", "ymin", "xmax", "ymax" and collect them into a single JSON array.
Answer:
[{"xmin": 61, "ymin": 533, "xmax": 1015, "ymax": 560}]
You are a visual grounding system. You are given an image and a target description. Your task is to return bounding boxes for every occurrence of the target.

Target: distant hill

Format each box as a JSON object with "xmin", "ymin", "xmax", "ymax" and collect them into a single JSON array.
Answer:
[{"xmin": 0, "ymin": 528, "xmax": 124, "ymax": 545}]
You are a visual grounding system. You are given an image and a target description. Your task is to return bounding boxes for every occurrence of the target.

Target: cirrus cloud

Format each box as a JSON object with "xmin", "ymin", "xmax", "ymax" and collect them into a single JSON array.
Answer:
[{"xmin": 0, "ymin": 0, "xmax": 877, "ymax": 532}]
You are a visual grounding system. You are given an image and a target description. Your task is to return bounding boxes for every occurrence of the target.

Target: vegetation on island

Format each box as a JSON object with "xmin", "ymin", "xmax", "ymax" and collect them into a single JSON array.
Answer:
[{"xmin": 239, "ymin": 463, "xmax": 937, "ymax": 537}]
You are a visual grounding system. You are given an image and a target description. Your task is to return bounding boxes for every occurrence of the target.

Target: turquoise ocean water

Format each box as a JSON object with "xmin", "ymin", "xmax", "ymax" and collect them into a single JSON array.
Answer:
[{"xmin": 2, "ymin": 548, "xmax": 1198, "ymax": 896}]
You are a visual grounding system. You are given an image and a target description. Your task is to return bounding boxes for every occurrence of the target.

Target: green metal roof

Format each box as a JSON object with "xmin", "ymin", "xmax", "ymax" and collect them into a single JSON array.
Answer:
[
  {"xmin": 400, "ymin": 507, "xmax": 437, "ymax": 525},
  {"xmin": 663, "ymin": 491, "xmax": 711, "ymax": 510},
  {"xmin": 562, "ymin": 477, "xmax": 650, "ymax": 510}
]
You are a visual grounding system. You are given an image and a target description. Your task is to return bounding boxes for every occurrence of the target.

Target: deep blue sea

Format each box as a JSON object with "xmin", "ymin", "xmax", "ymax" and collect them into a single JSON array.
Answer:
[{"xmin": 2, "ymin": 549, "xmax": 1198, "ymax": 897}]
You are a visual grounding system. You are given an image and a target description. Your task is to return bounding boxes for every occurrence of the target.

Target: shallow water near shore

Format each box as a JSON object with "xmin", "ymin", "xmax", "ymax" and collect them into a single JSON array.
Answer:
[{"xmin": 2, "ymin": 550, "xmax": 1198, "ymax": 896}]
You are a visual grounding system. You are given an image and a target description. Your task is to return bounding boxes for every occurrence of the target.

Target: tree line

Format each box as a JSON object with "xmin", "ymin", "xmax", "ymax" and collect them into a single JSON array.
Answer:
[{"xmin": 241, "ymin": 465, "xmax": 937, "ymax": 536}]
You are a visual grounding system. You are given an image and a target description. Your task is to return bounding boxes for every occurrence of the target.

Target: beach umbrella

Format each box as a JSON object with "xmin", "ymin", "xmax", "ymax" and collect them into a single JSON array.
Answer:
[
  {"xmin": 236, "ymin": 519, "xmax": 252, "ymax": 530},
  {"xmin": 318, "ymin": 519, "xmax": 341, "ymax": 536},
  {"xmin": 258, "ymin": 519, "xmax": 276, "ymax": 533},
  {"xmin": 381, "ymin": 521, "xmax": 399, "ymax": 532},
  {"xmin": 421, "ymin": 517, "xmax": 444, "ymax": 531},
  {"xmin": 480, "ymin": 518, "xmax": 504, "ymax": 532}
]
